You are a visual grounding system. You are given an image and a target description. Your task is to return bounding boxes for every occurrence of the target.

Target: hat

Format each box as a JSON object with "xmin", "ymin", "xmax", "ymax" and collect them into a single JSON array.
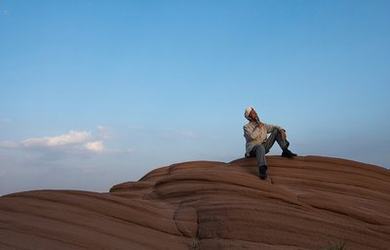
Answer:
[{"xmin": 244, "ymin": 106, "xmax": 254, "ymax": 120}]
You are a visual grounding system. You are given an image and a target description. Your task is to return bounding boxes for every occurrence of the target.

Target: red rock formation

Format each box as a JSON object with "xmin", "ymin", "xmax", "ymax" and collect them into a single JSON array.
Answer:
[{"xmin": 1, "ymin": 156, "xmax": 389, "ymax": 249}]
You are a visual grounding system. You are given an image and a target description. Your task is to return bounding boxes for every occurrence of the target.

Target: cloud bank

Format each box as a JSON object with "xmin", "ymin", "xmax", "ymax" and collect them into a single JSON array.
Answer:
[
  {"xmin": 22, "ymin": 130, "xmax": 92, "ymax": 148},
  {"xmin": 1, "ymin": 129, "xmax": 106, "ymax": 155}
]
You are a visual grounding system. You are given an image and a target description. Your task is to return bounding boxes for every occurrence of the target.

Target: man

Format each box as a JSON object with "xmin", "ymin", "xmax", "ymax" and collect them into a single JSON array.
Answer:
[{"xmin": 243, "ymin": 106, "xmax": 297, "ymax": 180}]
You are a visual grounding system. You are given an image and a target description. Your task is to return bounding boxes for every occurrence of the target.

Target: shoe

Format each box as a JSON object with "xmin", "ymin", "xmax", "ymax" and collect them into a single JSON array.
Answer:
[
  {"xmin": 259, "ymin": 165, "xmax": 268, "ymax": 180},
  {"xmin": 281, "ymin": 149, "xmax": 297, "ymax": 158}
]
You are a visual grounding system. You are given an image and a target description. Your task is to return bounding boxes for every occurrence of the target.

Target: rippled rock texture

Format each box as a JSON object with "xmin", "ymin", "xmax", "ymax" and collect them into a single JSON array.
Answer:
[{"xmin": 1, "ymin": 156, "xmax": 389, "ymax": 249}]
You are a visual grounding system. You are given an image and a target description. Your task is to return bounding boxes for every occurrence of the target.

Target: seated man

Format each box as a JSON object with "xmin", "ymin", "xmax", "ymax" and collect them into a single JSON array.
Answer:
[{"xmin": 243, "ymin": 106, "xmax": 297, "ymax": 180}]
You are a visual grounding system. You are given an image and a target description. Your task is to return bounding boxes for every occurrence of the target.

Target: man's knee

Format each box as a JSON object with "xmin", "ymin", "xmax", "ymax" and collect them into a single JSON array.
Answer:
[{"xmin": 254, "ymin": 145, "xmax": 265, "ymax": 154}]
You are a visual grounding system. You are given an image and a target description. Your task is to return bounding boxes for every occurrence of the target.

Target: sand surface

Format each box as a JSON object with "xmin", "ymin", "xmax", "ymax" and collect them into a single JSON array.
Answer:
[{"xmin": 1, "ymin": 155, "xmax": 389, "ymax": 249}]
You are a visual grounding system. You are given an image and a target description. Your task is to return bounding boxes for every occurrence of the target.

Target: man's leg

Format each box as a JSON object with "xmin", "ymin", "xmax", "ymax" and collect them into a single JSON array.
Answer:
[
  {"xmin": 250, "ymin": 145, "xmax": 268, "ymax": 179},
  {"xmin": 263, "ymin": 127, "xmax": 289, "ymax": 153},
  {"xmin": 263, "ymin": 127, "xmax": 297, "ymax": 158}
]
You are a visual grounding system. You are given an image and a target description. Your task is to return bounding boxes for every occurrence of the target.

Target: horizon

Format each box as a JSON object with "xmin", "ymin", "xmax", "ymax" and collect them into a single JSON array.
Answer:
[{"xmin": 1, "ymin": 0, "xmax": 389, "ymax": 195}]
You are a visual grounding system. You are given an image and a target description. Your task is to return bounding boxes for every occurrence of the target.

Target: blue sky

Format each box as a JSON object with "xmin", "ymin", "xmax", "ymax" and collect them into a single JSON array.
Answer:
[{"xmin": 1, "ymin": 0, "xmax": 389, "ymax": 195}]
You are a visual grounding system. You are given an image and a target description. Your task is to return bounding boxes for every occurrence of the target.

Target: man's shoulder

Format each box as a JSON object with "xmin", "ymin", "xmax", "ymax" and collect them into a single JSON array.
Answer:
[{"xmin": 243, "ymin": 122, "xmax": 253, "ymax": 128}]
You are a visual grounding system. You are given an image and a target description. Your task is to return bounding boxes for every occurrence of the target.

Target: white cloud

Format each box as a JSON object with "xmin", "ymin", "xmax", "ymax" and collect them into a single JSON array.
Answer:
[
  {"xmin": 84, "ymin": 141, "xmax": 104, "ymax": 153},
  {"xmin": 22, "ymin": 130, "xmax": 91, "ymax": 147},
  {"xmin": 0, "ymin": 129, "xmax": 109, "ymax": 155}
]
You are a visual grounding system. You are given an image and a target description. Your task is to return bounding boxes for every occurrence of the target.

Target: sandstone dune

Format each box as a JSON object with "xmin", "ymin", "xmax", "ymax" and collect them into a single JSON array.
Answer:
[{"xmin": 0, "ymin": 155, "xmax": 389, "ymax": 249}]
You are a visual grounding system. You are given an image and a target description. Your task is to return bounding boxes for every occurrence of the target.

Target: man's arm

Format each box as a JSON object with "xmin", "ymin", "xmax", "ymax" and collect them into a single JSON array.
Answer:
[
  {"xmin": 243, "ymin": 124, "xmax": 261, "ymax": 140},
  {"xmin": 264, "ymin": 123, "xmax": 287, "ymax": 140},
  {"xmin": 264, "ymin": 123, "xmax": 283, "ymax": 133}
]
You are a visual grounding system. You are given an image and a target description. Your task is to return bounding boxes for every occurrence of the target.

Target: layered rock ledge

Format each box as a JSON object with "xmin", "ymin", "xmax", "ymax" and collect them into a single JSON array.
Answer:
[{"xmin": 1, "ymin": 156, "xmax": 389, "ymax": 249}]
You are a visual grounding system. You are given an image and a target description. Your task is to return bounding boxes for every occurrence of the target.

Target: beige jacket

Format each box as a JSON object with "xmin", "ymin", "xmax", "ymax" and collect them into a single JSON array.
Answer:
[{"xmin": 243, "ymin": 121, "xmax": 282, "ymax": 156}]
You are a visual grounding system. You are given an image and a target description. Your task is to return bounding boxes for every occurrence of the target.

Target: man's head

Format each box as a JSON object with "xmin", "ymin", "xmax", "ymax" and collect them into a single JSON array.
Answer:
[{"xmin": 244, "ymin": 106, "xmax": 259, "ymax": 122}]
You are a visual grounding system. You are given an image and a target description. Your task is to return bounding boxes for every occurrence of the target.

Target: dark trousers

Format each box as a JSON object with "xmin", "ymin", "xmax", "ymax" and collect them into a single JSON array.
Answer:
[{"xmin": 249, "ymin": 127, "xmax": 289, "ymax": 167}]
